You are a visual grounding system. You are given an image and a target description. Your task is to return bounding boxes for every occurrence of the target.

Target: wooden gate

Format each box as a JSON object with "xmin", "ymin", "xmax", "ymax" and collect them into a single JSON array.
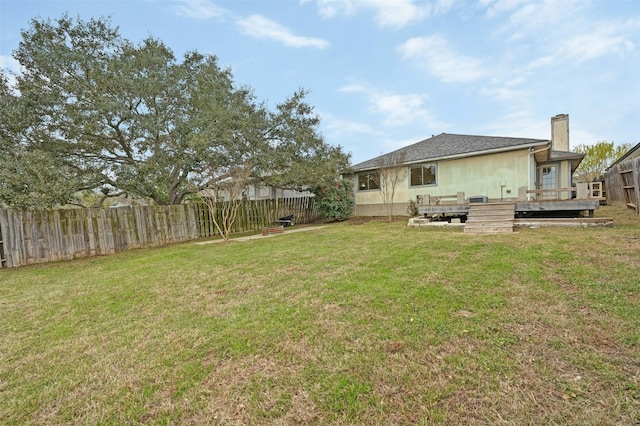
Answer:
[
  {"xmin": 620, "ymin": 168, "xmax": 637, "ymax": 211},
  {"xmin": 603, "ymin": 156, "xmax": 640, "ymax": 215}
]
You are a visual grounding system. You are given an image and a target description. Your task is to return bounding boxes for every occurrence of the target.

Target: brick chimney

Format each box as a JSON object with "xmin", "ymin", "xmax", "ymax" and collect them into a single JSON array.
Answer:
[{"xmin": 551, "ymin": 114, "xmax": 569, "ymax": 152}]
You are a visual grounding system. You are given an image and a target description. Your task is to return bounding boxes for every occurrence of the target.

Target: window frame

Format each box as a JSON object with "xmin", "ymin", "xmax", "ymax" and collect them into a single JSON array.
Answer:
[
  {"xmin": 409, "ymin": 163, "xmax": 438, "ymax": 188},
  {"xmin": 537, "ymin": 162, "xmax": 560, "ymax": 198},
  {"xmin": 357, "ymin": 172, "xmax": 380, "ymax": 191}
]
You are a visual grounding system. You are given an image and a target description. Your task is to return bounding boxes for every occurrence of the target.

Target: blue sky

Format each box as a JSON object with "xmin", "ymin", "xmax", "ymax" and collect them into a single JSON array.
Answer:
[{"xmin": 1, "ymin": 0, "xmax": 639, "ymax": 164}]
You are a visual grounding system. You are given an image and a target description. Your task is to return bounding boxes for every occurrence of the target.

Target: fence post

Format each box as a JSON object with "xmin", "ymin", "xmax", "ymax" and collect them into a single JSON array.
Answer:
[{"xmin": 0, "ymin": 209, "xmax": 7, "ymax": 268}]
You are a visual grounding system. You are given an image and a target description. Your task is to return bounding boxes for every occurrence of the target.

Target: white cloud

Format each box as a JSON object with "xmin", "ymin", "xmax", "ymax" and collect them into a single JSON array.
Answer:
[
  {"xmin": 315, "ymin": 0, "xmax": 358, "ymax": 19},
  {"xmin": 525, "ymin": 55, "xmax": 555, "ymax": 71},
  {"xmin": 517, "ymin": 21, "xmax": 637, "ymax": 71},
  {"xmin": 175, "ymin": 0, "xmax": 230, "ymax": 21},
  {"xmin": 381, "ymin": 136, "xmax": 424, "ymax": 153},
  {"xmin": 481, "ymin": 0, "xmax": 584, "ymax": 42},
  {"xmin": 473, "ymin": 1, "xmax": 639, "ymax": 105},
  {"xmin": 434, "ymin": 0, "xmax": 455, "ymax": 15},
  {"xmin": 237, "ymin": 15, "xmax": 330, "ymax": 49},
  {"xmin": 322, "ymin": 112, "xmax": 380, "ymax": 137},
  {"xmin": 314, "ymin": 0, "xmax": 445, "ymax": 28},
  {"xmin": 366, "ymin": 0, "xmax": 431, "ymax": 28},
  {"xmin": 512, "ymin": 1, "xmax": 563, "ymax": 26},
  {"xmin": 483, "ymin": 109, "xmax": 549, "ymax": 139},
  {"xmin": 339, "ymin": 83, "xmax": 446, "ymax": 130},
  {"xmin": 337, "ymin": 83, "xmax": 366, "ymax": 93},
  {"xmin": 480, "ymin": 86, "xmax": 529, "ymax": 103},
  {"xmin": 398, "ymin": 35, "xmax": 488, "ymax": 83},
  {"xmin": 562, "ymin": 25, "xmax": 635, "ymax": 63},
  {"xmin": 1, "ymin": 55, "xmax": 21, "ymax": 89},
  {"xmin": 501, "ymin": 0, "xmax": 571, "ymax": 33},
  {"xmin": 174, "ymin": 2, "xmax": 329, "ymax": 49},
  {"xmin": 481, "ymin": 0, "xmax": 531, "ymax": 19},
  {"xmin": 483, "ymin": 110, "xmax": 600, "ymax": 149},
  {"xmin": 0, "ymin": 55, "xmax": 20, "ymax": 74},
  {"xmin": 369, "ymin": 92, "xmax": 432, "ymax": 127}
]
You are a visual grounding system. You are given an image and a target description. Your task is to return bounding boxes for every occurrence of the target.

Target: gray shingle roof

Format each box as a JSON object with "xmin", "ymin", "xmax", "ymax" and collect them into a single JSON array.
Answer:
[
  {"xmin": 549, "ymin": 150, "xmax": 584, "ymax": 160},
  {"xmin": 352, "ymin": 133, "xmax": 550, "ymax": 171}
]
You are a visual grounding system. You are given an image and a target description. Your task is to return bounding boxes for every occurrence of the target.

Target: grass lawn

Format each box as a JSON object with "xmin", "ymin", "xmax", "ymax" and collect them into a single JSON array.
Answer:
[{"xmin": 1, "ymin": 206, "xmax": 639, "ymax": 425}]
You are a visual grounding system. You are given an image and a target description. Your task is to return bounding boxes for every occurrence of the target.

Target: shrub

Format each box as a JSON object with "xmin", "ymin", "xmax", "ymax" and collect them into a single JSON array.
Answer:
[
  {"xmin": 313, "ymin": 180, "xmax": 354, "ymax": 221},
  {"xmin": 407, "ymin": 198, "xmax": 419, "ymax": 216}
]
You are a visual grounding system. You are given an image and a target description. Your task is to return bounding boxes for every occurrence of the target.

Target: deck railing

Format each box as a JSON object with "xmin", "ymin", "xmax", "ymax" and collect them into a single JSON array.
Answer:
[
  {"xmin": 520, "ymin": 182, "xmax": 604, "ymax": 201},
  {"xmin": 417, "ymin": 182, "xmax": 605, "ymax": 206}
]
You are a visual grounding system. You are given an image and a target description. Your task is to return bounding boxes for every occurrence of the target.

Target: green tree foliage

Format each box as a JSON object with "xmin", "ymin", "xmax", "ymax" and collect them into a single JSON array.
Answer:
[
  {"xmin": 313, "ymin": 179, "xmax": 354, "ymax": 221},
  {"xmin": 574, "ymin": 141, "xmax": 630, "ymax": 183},
  {"xmin": 0, "ymin": 15, "xmax": 349, "ymax": 209}
]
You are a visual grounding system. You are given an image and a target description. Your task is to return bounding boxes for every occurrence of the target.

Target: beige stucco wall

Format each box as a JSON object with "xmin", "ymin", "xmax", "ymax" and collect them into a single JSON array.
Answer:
[
  {"xmin": 559, "ymin": 160, "xmax": 571, "ymax": 195},
  {"xmin": 354, "ymin": 149, "xmax": 532, "ymax": 215},
  {"xmin": 354, "ymin": 202, "xmax": 409, "ymax": 216}
]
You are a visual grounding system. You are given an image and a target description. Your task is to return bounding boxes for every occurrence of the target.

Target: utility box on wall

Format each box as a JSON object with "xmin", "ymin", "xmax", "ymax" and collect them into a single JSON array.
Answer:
[{"xmin": 468, "ymin": 195, "xmax": 488, "ymax": 203}]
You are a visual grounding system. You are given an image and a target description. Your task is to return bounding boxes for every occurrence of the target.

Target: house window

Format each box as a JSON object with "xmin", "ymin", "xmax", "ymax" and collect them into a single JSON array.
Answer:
[
  {"xmin": 541, "ymin": 166, "xmax": 557, "ymax": 189},
  {"xmin": 410, "ymin": 163, "xmax": 437, "ymax": 187},
  {"xmin": 358, "ymin": 172, "xmax": 380, "ymax": 191},
  {"xmin": 538, "ymin": 164, "xmax": 558, "ymax": 197}
]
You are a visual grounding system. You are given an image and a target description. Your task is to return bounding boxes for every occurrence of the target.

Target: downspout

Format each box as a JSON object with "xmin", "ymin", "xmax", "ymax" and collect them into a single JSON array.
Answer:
[{"xmin": 528, "ymin": 145, "xmax": 551, "ymax": 200}]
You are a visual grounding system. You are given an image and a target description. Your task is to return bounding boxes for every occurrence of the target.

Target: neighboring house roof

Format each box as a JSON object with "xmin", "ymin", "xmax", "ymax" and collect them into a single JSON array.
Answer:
[
  {"xmin": 352, "ymin": 133, "xmax": 550, "ymax": 172},
  {"xmin": 606, "ymin": 141, "xmax": 640, "ymax": 170}
]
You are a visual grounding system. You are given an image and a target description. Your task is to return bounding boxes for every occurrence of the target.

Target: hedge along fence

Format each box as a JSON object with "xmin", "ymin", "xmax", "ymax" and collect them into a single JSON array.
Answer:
[{"xmin": 0, "ymin": 196, "xmax": 318, "ymax": 268}]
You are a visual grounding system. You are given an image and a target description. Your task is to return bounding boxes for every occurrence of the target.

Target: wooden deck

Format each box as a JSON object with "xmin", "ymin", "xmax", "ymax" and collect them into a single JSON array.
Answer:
[
  {"xmin": 418, "ymin": 185, "xmax": 602, "ymax": 219},
  {"xmin": 418, "ymin": 198, "xmax": 600, "ymax": 217},
  {"xmin": 412, "ymin": 186, "xmax": 607, "ymax": 232}
]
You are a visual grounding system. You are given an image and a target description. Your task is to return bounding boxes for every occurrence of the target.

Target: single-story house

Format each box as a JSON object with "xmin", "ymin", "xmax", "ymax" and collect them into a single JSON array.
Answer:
[
  {"xmin": 202, "ymin": 182, "xmax": 312, "ymax": 202},
  {"xmin": 244, "ymin": 184, "xmax": 313, "ymax": 201},
  {"xmin": 349, "ymin": 114, "xmax": 585, "ymax": 216}
]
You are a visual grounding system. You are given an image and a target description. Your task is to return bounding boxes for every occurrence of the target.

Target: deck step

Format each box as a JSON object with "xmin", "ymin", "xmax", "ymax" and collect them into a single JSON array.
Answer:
[{"xmin": 464, "ymin": 202, "xmax": 515, "ymax": 234}]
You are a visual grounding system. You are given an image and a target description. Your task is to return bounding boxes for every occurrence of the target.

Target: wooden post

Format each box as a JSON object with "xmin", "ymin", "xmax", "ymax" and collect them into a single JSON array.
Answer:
[
  {"xmin": 517, "ymin": 186, "xmax": 528, "ymax": 201},
  {"xmin": 0, "ymin": 209, "xmax": 8, "ymax": 268},
  {"xmin": 576, "ymin": 183, "xmax": 588, "ymax": 199}
]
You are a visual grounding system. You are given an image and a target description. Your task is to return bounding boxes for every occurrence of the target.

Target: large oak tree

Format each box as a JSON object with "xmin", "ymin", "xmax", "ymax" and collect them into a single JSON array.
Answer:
[{"xmin": 0, "ymin": 14, "xmax": 349, "ymax": 209}]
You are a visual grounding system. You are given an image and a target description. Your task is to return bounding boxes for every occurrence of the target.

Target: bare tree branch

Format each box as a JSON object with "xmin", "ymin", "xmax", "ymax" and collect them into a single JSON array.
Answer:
[
  {"xmin": 197, "ymin": 162, "xmax": 253, "ymax": 242},
  {"xmin": 377, "ymin": 151, "xmax": 407, "ymax": 222}
]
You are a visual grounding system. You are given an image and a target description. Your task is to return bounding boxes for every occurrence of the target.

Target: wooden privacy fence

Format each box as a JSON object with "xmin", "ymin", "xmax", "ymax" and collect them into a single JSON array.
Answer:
[
  {"xmin": 604, "ymin": 156, "xmax": 640, "ymax": 215},
  {"xmin": 0, "ymin": 196, "xmax": 318, "ymax": 268}
]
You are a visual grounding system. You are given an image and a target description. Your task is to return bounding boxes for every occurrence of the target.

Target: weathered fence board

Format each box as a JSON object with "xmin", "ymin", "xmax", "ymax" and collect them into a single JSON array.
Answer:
[
  {"xmin": 0, "ymin": 197, "xmax": 318, "ymax": 268},
  {"xmin": 604, "ymin": 157, "xmax": 640, "ymax": 215},
  {"xmin": 0, "ymin": 209, "xmax": 7, "ymax": 268}
]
